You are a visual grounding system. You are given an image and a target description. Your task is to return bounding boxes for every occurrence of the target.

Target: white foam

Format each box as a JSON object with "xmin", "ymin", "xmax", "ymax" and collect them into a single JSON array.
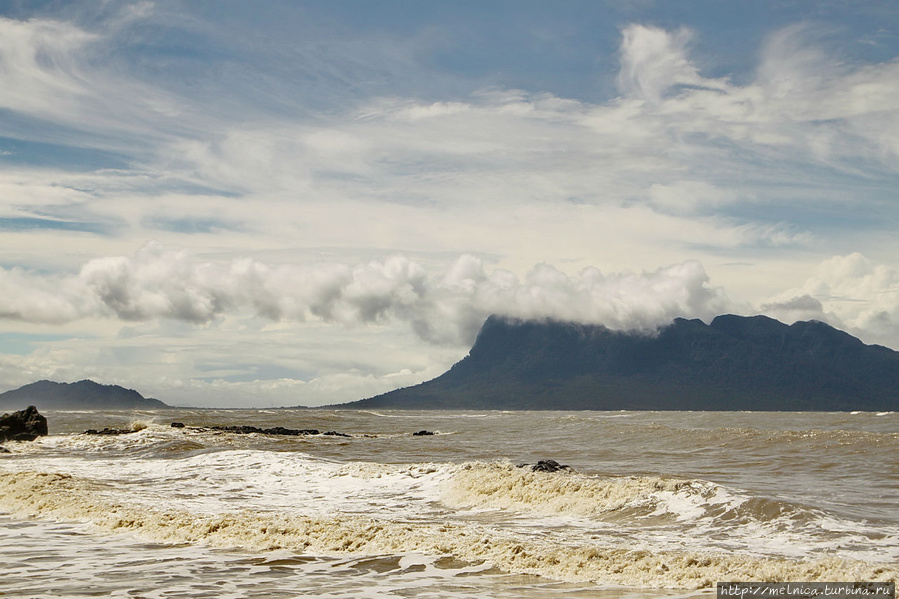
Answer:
[
  {"xmin": 1, "ymin": 470, "xmax": 895, "ymax": 589},
  {"xmin": 440, "ymin": 461, "xmax": 899, "ymax": 561},
  {"xmin": 2, "ymin": 439, "xmax": 454, "ymax": 521},
  {"xmin": 0, "ymin": 514, "xmax": 530, "ymax": 599},
  {"xmin": 4, "ymin": 419, "xmax": 898, "ymax": 590}
]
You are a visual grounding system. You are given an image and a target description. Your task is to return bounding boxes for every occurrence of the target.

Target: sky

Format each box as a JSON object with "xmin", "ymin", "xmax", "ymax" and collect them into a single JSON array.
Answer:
[{"xmin": 0, "ymin": 0, "xmax": 897, "ymax": 407}]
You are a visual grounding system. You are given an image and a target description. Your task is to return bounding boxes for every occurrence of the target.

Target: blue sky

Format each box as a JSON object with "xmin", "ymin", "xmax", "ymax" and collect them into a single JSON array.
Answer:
[{"xmin": 0, "ymin": 0, "xmax": 897, "ymax": 406}]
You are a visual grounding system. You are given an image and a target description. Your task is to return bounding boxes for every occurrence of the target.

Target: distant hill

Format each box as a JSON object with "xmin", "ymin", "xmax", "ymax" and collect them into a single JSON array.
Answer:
[
  {"xmin": 342, "ymin": 314, "xmax": 899, "ymax": 411},
  {"xmin": 0, "ymin": 380, "xmax": 170, "ymax": 411}
]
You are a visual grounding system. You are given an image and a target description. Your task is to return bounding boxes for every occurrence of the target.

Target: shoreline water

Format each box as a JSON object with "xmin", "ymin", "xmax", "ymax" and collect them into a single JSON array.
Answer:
[{"xmin": 1, "ymin": 409, "xmax": 896, "ymax": 597}]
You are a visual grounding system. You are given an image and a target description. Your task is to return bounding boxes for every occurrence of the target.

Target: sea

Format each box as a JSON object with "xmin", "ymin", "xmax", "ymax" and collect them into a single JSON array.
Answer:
[{"xmin": 0, "ymin": 409, "xmax": 896, "ymax": 599}]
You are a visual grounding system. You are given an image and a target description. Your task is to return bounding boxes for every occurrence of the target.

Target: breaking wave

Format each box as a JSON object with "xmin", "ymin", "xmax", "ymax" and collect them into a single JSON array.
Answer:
[
  {"xmin": 443, "ymin": 461, "xmax": 899, "ymax": 561},
  {"xmin": 444, "ymin": 461, "xmax": 712, "ymax": 517},
  {"xmin": 0, "ymin": 469, "xmax": 895, "ymax": 589}
]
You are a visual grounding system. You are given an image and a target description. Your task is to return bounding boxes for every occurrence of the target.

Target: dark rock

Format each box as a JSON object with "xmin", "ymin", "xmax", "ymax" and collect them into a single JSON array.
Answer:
[
  {"xmin": 266, "ymin": 427, "xmax": 319, "ymax": 436},
  {"xmin": 412, "ymin": 430, "xmax": 435, "ymax": 436},
  {"xmin": 0, "ymin": 406, "xmax": 48, "ymax": 443},
  {"xmin": 0, "ymin": 446, "xmax": 10, "ymax": 453},
  {"xmin": 261, "ymin": 426, "xmax": 293, "ymax": 435},
  {"xmin": 173, "ymin": 423, "xmax": 342, "ymax": 437},
  {"xmin": 83, "ymin": 427, "xmax": 135, "ymax": 435},
  {"xmin": 264, "ymin": 426, "xmax": 320, "ymax": 436},
  {"xmin": 531, "ymin": 459, "xmax": 569, "ymax": 473},
  {"xmin": 206, "ymin": 425, "xmax": 320, "ymax": 436},
  {"xmin": 214, "ymin": 425, "xmax": 261, "ymax": 435}
]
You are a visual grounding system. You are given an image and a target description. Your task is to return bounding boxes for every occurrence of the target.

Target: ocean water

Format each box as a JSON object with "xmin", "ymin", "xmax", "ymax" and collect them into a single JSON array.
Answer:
[{"xmin": 0, "ymin": 409, "xmax": 896, "ymax": 598}]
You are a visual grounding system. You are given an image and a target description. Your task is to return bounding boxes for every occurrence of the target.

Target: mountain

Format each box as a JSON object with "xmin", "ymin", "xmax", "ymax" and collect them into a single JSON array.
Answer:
[
  {"xmin": 0, "ymin": 380, "xmax": 170, "ymax": 411},
  {"xmin": 342, "ymin": 314, "xmax": 899, "ymax": 411}
]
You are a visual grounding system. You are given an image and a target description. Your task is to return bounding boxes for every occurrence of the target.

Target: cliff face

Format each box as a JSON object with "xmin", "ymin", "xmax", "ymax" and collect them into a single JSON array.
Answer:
[
  {"xmin": 0, "ymin": 380, "xmax": 170, "ymax": 411},
  {"xmin": 345, "ymin": 315, "xmax": 899, "ymax": 411}
]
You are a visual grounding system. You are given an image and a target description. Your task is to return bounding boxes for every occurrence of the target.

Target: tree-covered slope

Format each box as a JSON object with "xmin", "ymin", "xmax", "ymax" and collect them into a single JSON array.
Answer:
[{"xmin": 342, "ymin": 315, "xmax": 899, "ymax": 411}]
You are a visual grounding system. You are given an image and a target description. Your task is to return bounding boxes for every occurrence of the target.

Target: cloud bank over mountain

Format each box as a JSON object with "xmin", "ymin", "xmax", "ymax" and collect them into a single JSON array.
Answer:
[{"xmin": 0, "ymin": 244, "xmax": 735, "ymax": 345}]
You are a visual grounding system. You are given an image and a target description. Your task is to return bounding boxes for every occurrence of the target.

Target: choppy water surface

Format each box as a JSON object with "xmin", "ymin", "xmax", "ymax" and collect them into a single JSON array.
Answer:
[{"xmin": 0, "ymin": 409, "xmax": 896, "ymax": 598}]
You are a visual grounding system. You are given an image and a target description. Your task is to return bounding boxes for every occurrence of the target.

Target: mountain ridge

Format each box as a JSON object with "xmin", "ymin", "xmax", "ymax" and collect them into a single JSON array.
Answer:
[
  {"xmin": 0, "ymin": 379, "xmax": 170, "ymax": 411},
  {"xmin": 339, "ymin": 314, "xmax": 899, "ymax": 411}
]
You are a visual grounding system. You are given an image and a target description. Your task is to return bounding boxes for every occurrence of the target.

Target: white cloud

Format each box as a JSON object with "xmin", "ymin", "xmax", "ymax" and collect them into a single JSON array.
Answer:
[
  {"xmin": 0, "ymin": 17, "xmax": 97, "ymax": 120},
  {"xmin": 762, "ymin": 253, "xmax": 899, "ymax": 348},
  {"xmin": 4, "ymin": 15, "xmax": 894, "ymax": 247},
  {"xmin": 648, "ymin": 180, "xmax": 739, "ymax": 215},
  {"xmin": 0, "ymin": 244, "xmax": 745, "ymax": 406},
  {"xmin": 0, "ymin": 13, "xmax": 207, "ymax": 154},
  {"xmin": 145, "ymin": 21, "xmax": 899, "ymax": 231},
  {"xmin": 759, "ymin": 295, "xmax": 834, "ymax": 328},
  {"xmin": 617, "ymin": 25, "xmax": 718, "ymax": 101},
  {"xmin": 0, "ymin": 244, "xmax": 735, "ymax": 346},
  {"xmin": 0, "ymin": 267, "xmax": 85, "ymax": 324}
]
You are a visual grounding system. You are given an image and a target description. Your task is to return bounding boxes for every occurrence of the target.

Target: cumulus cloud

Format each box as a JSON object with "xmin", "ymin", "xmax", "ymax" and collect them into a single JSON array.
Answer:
[
  {"xmin": 762, "ymin": 253, "xmax": 899, "ymax": 347},
  {"xmin": 0, "ymin": 267, "xmax": 87, "ymax": 323},
  {"xmin": 759, "ymin": 295, "xmax": 833, "ymax": 327},
  {"xmin": 14, "ymin": 245, "xmax": 897, "ymax": 357},
  {"xmin": 414, "ymin": 257, "xmax": 736, "ymax": 344},
  {"xmin": 0, "ymin": 244, "xmax": 736, "ymax": 346}
]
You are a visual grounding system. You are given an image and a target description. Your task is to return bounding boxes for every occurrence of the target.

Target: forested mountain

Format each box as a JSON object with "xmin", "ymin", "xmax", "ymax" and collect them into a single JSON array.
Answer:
[{"xmin": 343, "ymin": 315, "xmax": 899, "ymax": 411}]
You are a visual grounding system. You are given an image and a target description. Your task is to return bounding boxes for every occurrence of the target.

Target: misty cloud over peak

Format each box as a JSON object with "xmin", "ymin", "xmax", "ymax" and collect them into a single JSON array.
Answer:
[{"xmin": 0, "ymin": 245, "xmax": 736, "ymax": 346}]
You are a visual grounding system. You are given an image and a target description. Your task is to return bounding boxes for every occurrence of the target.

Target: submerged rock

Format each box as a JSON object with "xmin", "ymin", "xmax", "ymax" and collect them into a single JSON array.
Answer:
[
  {"xmin": 0, "ymin": 406, "xmax": 48, "ymax": 442},
  {"xmin": 170, "ymin": 422, "xmax": 185, "ymax": 428}
]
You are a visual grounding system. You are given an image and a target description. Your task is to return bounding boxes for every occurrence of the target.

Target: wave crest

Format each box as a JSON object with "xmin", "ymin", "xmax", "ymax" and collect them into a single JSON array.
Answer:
[
  {"xmin": 443, "ymin": 461, "xmax": 713, "ymax": 518},
  {"xmin": 1, "ymin": 470, "xmax": 894, "ymax": 589}
]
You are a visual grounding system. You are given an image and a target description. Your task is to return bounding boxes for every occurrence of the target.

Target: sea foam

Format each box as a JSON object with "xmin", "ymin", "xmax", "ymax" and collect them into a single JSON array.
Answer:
[{"xmin": 0, "ymin": 470, "xmax": 894, "ymax": 589}]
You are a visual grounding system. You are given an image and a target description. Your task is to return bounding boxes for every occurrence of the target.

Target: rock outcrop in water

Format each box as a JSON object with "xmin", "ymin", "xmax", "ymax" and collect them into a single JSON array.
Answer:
[
  {"xmin": 81, "ymin": 423, "xmax": 356, "ymax": 437},
  {"xmin": 207, "ymin": 425, "xmax": 321, "ymax": 436},
  {"xmin": 0, "ymin": 380, "xmax": 170, "ymax": 411},
  {"xmin": 341, "ymin": 314, "xmax": 899, "ymax": 411},
  {"xmin": 525, "ymin": 459, "xmax": 571, "ymax": 473},
  {"xmin": 0, "ymin": 406, "xmax": 48, "ymax": 442},
  {"xmin": 83, "ymin": 427, "xmax": 139, "ymax": 436}
]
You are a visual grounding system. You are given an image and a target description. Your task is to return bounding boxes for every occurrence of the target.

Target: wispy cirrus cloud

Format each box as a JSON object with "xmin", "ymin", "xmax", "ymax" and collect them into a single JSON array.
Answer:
[{"xmin": 0, "ymin": 17, "xmax": 98, "ymax": 121}]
